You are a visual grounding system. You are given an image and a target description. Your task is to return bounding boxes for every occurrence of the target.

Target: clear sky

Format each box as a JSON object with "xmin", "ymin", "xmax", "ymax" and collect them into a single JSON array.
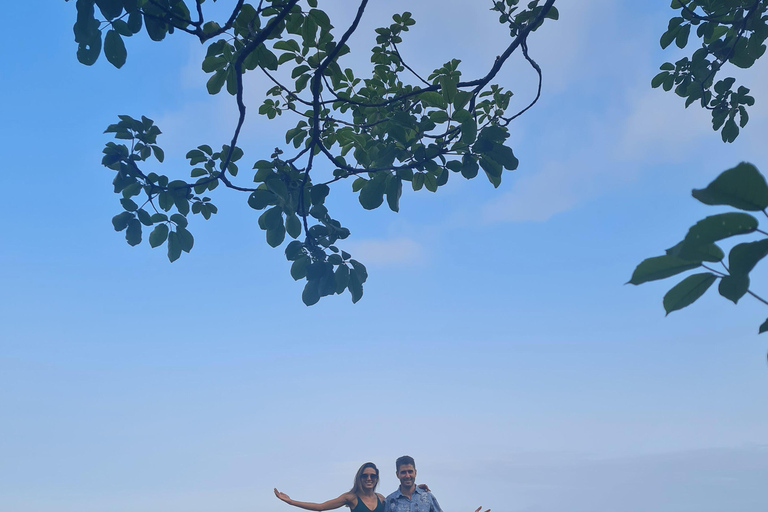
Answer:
[{"xmin": 1, "ymin": 1, "xmax": 767, "ymax": 512}]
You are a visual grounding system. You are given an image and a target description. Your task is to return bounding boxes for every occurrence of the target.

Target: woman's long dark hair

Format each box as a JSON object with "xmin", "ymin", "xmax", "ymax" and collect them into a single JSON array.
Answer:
[{"xmin": 350, "ymin": 462, "xmax": 379, "ymax": 496}]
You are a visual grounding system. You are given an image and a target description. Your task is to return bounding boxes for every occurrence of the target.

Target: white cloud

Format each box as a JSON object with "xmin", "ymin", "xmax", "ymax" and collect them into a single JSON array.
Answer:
[
  {"xmin": 482, "ymin": 160, "xmax": 581, "ymax": 223},
  {"xmin": 343, "ymin": 237, "xmax": 425, "ymax": 266},
  {"xmin": 618, "ymin": 87, "xmax": 712, "ymax": 160}
]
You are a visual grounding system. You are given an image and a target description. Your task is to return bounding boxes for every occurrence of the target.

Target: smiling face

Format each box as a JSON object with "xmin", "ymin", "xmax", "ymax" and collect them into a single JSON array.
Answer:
[
  {"xmin": 360, "ymin": 467, "xmax": 379, "ymax": 490},
  {"xmin": 396, "ymin": 463, "xmax": 417, "ymax": 490}
]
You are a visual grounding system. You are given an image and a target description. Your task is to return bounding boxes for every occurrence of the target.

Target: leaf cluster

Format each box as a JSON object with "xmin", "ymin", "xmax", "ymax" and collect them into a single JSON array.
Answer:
[
  {"xmin": 70, "ymin": 0, "xmax": 558, "ymax": 304},
  {"xmin": 653, "ymin": 0, "xmax": 767, "ymax": 142},
  {"xmin": 630, "ymin": 163, "xmax": 768, "ymax": 333}
]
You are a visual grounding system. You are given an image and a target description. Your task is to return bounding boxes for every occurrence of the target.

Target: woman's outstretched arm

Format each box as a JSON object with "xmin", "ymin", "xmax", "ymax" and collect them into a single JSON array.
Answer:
[{"xmin": 273, "ymin": 489, "xmax": 355, "ymax": 511}]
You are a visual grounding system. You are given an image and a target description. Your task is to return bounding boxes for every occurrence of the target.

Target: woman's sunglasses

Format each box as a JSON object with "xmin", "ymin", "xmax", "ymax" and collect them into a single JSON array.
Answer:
[{"xmin": 360, "ymin": 474, "xmax": 378, "ymax": 480}]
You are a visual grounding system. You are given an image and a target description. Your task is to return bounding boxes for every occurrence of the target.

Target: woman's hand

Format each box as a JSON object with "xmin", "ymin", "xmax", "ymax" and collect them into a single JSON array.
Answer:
[
  {"xmin": 417, "ymin": 484, "xmax": 431, "ymax": 492},
  {"xmin": 274, "ymin": 488, "xmax": 293, "ymax": 505}
]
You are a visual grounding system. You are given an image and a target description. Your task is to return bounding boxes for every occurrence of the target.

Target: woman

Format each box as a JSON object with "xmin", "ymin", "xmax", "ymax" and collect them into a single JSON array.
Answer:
[
  {"xmin": 274, "ymin": 462, "xmax": 388, "ymax": 512},
  {"xmin": 274, "ymin": 462, "xmax": 489, "ymax": 512}
]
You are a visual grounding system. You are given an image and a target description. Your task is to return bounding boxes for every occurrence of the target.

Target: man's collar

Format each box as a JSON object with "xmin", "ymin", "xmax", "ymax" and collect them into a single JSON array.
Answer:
[{"xmin": 394, "ymin": 486, "xmax": 424, "ymax": 498}]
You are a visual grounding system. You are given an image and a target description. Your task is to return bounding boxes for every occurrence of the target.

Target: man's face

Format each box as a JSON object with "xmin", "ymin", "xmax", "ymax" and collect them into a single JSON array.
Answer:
[{"xmin": 396, "ymin": 464, "xmax": 416, "ymax": 488}]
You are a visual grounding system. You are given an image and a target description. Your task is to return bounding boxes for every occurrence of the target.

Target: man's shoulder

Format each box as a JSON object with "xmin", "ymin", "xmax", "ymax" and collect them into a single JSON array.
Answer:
[{"xmin": 385, "ymin": 489, "xmax": 401, "ymax": 500}]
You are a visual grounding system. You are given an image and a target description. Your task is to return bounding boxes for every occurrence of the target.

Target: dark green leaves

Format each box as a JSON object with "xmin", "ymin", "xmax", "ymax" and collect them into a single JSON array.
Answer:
[
  {"xmin": 718, "ymin": 274, "xmax": 749, "ymax": 304},
  {"xmin": 628, "ymin": 255, "xmax": 701, "ymax": 285},
  {"xmin": 74, "ymin": 0, "xmax": 102, "ymax": 65},
  {"xmin": 692, "ymin": 163, "xmax": 768, "ymax": 211},
  {"xmin": 149, "ymin": 224, "xmax": 169, "ymax": 248},
  {"xmin": 359, "ymin": 176, "xmax": 387, "ymax": 210},
  {"xmin": 663, "ymin": 272, "xmax": 717, "ymax": 315},
  {"xmin": 76, "ymin": 1, "xmax": 551, "ymax": 305},
  {"xmin": 104, "ymin": 30, "xmax": 127, "ymax": 68},
  {"xmin": 729, "ymin": 239, "xmax": 768, "ymax": 276},
  {"xmin": 656, "ymin": 2, "xmax": 765, "ymax": 142},
  {"xmin": 681, "ymin": 212, "xmax": 758, "ymax": 246},
  {"xmin": 635, "ymin": 162, "xmax": 768, "ymax": 335}
]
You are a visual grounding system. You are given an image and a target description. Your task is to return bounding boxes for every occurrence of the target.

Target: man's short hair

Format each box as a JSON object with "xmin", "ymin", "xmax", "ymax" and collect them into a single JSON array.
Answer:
[{"xmin": 396, "ymin": 455, "xmax": 415, "ymax": 471}]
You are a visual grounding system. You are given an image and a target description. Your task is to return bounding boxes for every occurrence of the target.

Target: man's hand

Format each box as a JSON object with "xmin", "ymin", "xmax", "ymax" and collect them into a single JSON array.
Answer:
[{"xmin": 274, "ymin": 488, "xmax": 293, "ymax": 505}]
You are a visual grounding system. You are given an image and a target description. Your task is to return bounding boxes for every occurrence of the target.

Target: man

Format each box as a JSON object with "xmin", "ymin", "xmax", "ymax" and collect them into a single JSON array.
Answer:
[{"xmin": 385, "ymin": 456, "xmax": 443, "ymax": 512}]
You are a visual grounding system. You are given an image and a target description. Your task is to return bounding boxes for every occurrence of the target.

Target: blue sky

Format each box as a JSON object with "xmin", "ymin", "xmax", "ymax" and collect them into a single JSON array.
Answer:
[{"xmin": 1, "ymin": 1, "xmax": 767, "ymax": 511}]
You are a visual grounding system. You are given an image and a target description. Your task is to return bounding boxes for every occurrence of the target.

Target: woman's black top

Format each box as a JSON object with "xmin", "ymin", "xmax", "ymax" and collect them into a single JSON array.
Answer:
[{"xmin": 351, "ymin": 495, "xmax": 384, "ymax": 512}]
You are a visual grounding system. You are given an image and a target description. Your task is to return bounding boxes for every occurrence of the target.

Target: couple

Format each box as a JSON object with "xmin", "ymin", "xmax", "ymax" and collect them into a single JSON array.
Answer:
[{"xmin": 274, "ymin": 455, "xmax": 488, "ymax": 512}]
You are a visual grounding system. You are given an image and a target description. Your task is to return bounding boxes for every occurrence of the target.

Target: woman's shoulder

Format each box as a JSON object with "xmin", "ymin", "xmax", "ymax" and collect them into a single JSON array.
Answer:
[{"xmin": 342, "ymin": 492, "xmax": 358, "ymax": 507}]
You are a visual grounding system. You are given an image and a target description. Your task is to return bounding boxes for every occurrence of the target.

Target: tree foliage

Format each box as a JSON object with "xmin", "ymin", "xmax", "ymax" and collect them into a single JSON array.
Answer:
[
  {"xmin": 653, "ymin": 0, "xmax": 767, "ymax": 142},
  {"xmin": 630, "ymin": 163, "xmax": 768, "ymax": 333},
  {"xmin": 635, "ymin": 1, "xmax": 768, "ymax": 342},
  {"xmin": 69, "ymin": 0, "xmax": 558, "ymax": 305}
]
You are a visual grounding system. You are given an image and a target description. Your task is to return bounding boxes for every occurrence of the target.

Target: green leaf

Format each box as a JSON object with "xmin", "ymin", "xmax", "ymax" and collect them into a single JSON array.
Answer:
[
  {"xmin": 359, "ymin": 177, "xmax": 386, "ymax": 210},
  {"xmin": 439, "ymin": 76, "xmax": 457, "ymax": 103},
  {"xmin": 692, "ymin": 162, "xmax": 768, "ymax": 211},
  {"xmin": 308, "ymin": 8, "xmax": 332, "ymax": 31},
  {"xmin": 127, "ymin": 10, "xmax": 142, "ymax": 33},
  {"xmin": 248, "ymin": 189, "xmax": 275, "ymax": 210},
  {"xmin": 176, "ymin": 227, "xmax": 194, "ymax": 253},
  {"xmin": 682, "ymin": 212, "xmax": 758, "ymax": 246},
  {"xmin": 461, "ymin": 155, "xmax": 479, "ymax": 179},
  {"xmin": 302, "ymin": 279, "xmax": 321, "ymax": 306},
  {"xmin": 104, "ymin": 29, "xmax": 127, "ymax": 68},
  {"xmin": 352, "ymin": 178, "xmax": 367, "ymax": 193},
  {"xmin": 120, "ymin": 198, "xmax": 138, "ymax": 212},
  {"xmin": 335, "ymin": 264, "xmax": 350, "ymax": 294},
  {"xmin": 419, "ymin": 91, "xmax": 447, "ymax": 109},
  {"xmin": 291, "ymin": 256, "xmax": 309, "ymax": 280},
  {"xmin": 729, "ymin": 239, "xmax": 768, "ymax": 275},
  {"xmin": 207, "ymin": 69, "xmax": 227, "ymax": 95},
  {"xmin": 759, "ymin": 318, "xmax": 768, "ymax": 334},
  {"xmin": 152, "ymin": 145, "xmax": 165, "ymax": 163},
  {"xmin": 77, "ymin": 26, "xmax": 102, "ymax": 66},
  {"xmin": 479, "ymin": 156, "xmax": 502, "ymax": 178},
  {"xmin": 96, "ymin": 0, "xmax": 123, "ymax": 19},
  {"xmin": 149, "ymin": 223, "xmax": 169, "ymax": 248},
  {"xmin": 167, "ymin": 231, "xmax": 181, "ymax": 262},
  {"xmin": 125, "ymin": 218, "xmax": 142, "ymax": 246},
  {"xmin": 660, "ymin": 28, "xmax": 677, "ymax": 50},
  {"xmin": 136, "ymin": 208, "xmax": 152, "ymax": 226},
  {"xmin": 718, "ymin": 274, "xmax": 749, "ymax": 304},
  {"xmin": 721, "ymin": 118, "xmax": 739, "ymax": 143},
  {"xmin": 663, "ymin": 272, "xmax": 717, "ymax": 315},
  {"xmin": 144, "ymin": 13, "xmax": 167, "ymax": 41},
  {"xmin": 111, "ymin": 19, "xmax": 132, "ymax": 37},
  {"xmin": 170, "ymin": 213, "xmax": 188, "ymax": 228},
  {"xmin": 285, "ymin": 240, "xmax": 304, "ymax": 260},
  {"xmin": 285, "ymin": 213, "xmax": 302, "ymax": 238},
  {"xmin": 651, "ymin": 71, "xmax": 668, "ymax": 88},
  {"xmin": 259, "ymin": 206, "xmax": 283, "ymax": 231},
  {"xmin": 386, "ymin": 176, "xmax": 402, "ymax": 212},
  {"xmin": 348, "ymin": 267, "xmax": 363, "ymax": 303},
  {"xmin": 666, "ymin": 241, "xmax": 724, "ymax": 263},
  {"xmin": 461, "ymin": 119, "xmax": 477, "ymax": 145},
  {"xmin": 266, "ymin": 224, "xmax": 286, "ymax": 248},
  {"xmin": 424, "ymin": 172, "xmax": 438, "ymax": 192},
  {"xmin": 429, "ymin": 111, "xmax": 450, "ymax": 124},
  {"xmin": 675, "ymin": 23, "xmax": 690, "ymax": 49},
  {"xmin": 628, "ymin": 255, "xmax": 701, "ymax": 285},
  {"xmin": 112, "ymin": 211, "xmax": 133, "ymax": 231},
  {"xmin": 310, "ymin": 184, "xmax": 330, "ymax": 204},
  {"xmin": 489, "ymin": 144, "xmax": 519, "ymax": 170}
]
